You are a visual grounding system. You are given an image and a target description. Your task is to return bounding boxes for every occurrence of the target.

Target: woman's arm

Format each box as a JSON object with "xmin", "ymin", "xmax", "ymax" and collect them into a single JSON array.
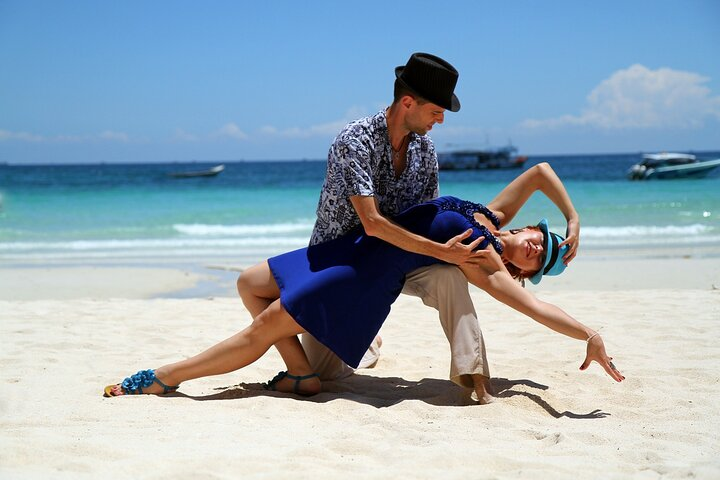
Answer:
[
  {"xmin": 459, "ymin": 260, "xmax": 625, "ymax": 382},
  {"xmin": 486, "ymin": 162, "xmax": 580, "ymax": 264}
]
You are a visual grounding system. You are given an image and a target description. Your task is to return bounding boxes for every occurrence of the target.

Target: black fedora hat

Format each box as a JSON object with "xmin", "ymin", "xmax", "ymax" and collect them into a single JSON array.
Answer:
[{"xmin": 395, "ymin": 52, "xmax": 461, "ymax": 112}]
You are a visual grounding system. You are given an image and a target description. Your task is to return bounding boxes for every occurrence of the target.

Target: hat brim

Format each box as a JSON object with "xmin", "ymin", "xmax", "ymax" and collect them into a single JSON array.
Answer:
[
  {"xmin": 528, "ymin": 219, "xmax": 551, "ymax": 285},
  {"xmin": 395, "ymin": 66, "xmax": 461, "ymax": 112},
  {"xmin": 528, "ymin": 219, "xmax": 568, "ymax": 285}
]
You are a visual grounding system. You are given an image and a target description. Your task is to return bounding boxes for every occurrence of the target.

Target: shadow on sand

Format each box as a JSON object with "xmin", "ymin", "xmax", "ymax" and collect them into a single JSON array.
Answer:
[{"xmin": 168, "ymin": 374, "xmax": 610, "ymax": 418}]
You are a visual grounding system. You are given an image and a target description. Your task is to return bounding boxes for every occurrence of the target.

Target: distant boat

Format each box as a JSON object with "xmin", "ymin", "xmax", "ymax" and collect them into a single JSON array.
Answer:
[
  {"xmin": 437, "ymin": 145, "xmax": 528, "ymax": 170},
  {"xmin": 169, "ymin": 164, "xmax": 225, "ymax": 178},
  {"xmin": 627, "ymin": 153, "xmax": 720, "ymax": 180}
]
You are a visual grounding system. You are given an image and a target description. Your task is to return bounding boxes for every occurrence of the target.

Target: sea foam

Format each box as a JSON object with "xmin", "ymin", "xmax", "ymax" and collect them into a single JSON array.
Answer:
[
  {"xmin": 173, "ymin": 221, "xmax": 314, "ymax": 236},
  {"xmin": 582, "ymin": 224, "xmax": 713, "ymax": 238}
]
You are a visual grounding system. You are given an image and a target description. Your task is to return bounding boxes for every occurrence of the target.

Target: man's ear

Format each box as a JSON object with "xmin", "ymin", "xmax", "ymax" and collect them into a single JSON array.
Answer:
[{"xmin": 400, "ymin": 95, "xmax": 414, "ymax": 109}]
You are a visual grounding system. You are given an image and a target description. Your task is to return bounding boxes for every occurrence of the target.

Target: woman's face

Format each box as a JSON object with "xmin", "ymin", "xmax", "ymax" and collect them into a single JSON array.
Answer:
[{"xmin": 505, "ymin": 228, "xmax": 546, "ymax": 275}]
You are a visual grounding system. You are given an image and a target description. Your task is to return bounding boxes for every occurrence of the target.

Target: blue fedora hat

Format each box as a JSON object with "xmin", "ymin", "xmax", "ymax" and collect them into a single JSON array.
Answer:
[{"xmin": 528, "ymin": 218, "xmax": 569, "ymax": 285}]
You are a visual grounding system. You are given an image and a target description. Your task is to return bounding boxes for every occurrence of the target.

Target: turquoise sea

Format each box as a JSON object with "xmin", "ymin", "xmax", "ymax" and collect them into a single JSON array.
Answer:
[{"xmin": 1, "ymin": 153, "xmax": 719, "ymax": 267}]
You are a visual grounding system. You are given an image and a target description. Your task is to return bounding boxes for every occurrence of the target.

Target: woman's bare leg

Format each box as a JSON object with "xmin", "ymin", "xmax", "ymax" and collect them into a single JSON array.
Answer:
[
  {"xmin": 236, "ymin": 262, "xmax": 320, "ymax": 394},
  {"xmin": 107, "ymin": 299, "xmax": 307, "ymax": 395}
]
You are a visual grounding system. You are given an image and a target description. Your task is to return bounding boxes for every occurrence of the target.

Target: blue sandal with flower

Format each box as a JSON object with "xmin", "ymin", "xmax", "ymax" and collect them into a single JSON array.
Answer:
[
  {"xmin": 263, "ymin": 371, "xmax": 320, "ymax": 396},
  {"xmin": 103, "ymin": 369, "xmax": 179, "ymax": 397}
]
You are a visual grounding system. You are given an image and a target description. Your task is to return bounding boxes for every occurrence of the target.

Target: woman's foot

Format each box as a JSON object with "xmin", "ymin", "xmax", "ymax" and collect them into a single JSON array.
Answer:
[
  {"xmin": 264, "ymin": 371, "xmax": 321, "ymax": 396},
  {"xmin": 103, "ymin": 368, "xmax": 180, "ymax": 397}
]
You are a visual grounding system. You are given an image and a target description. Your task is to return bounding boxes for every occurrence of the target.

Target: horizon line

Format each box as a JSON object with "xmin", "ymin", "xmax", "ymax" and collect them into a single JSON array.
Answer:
[{"xmin": 3, "ymin": 148, "xmax": 720, "ymax": 167}]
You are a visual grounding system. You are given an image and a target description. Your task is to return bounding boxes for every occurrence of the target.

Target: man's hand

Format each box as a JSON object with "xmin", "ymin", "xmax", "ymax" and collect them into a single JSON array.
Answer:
[{"xmin": 438, "ymin": 229, "xmax": 491, "ymax": 266}]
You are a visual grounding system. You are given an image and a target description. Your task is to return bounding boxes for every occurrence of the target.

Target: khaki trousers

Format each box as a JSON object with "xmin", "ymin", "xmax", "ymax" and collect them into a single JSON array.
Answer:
[{"xmin": 300, "ymin": 264, "xmax": 489, "ymax": 388}]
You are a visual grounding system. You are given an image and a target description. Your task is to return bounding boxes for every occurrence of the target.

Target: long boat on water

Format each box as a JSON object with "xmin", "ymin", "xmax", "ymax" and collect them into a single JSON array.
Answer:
[
  {"xmin": 168, "ymin": 164, "xmax": 225, "ymax": 178},
  {"xmin": 437, "ymin": 146, "xmax": 528, "ymax": 170}
]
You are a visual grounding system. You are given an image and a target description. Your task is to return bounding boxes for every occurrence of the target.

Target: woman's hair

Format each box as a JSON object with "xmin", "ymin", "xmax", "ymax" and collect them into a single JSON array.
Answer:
[{"xmin": 504, "ymin": 225, "xmax": 543, "ymax": 285}]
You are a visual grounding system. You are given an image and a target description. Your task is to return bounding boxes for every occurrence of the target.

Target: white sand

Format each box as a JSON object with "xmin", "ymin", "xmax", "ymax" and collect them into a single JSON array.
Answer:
[
  {"xmin": 1, "ymin": 257, "xmax": 719, "ymax": 479},
  {"xmin": 0, "ymin": 266, "xmax": 206, "ymax": 300}
]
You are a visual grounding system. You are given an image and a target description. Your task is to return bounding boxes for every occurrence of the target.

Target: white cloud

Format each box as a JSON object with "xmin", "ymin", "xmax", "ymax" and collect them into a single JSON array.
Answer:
[
  {"xmin": 172, "ymin": 128, "xmax": 199, "ymax": 142},
  {"xmin": 215, "ymin": 123, "xmax": 248, "ymax": 140},
  {"xmin": 258, "ymin": 106, "xmax": 372, "ymax": 139},
  {"xmin": 55, "ymin": 134, "xmax": 89, "ymax": 142},
  {"xmin": 434, "ymin": 125, "xmax": 487, "ymax": 137},
  {"xmin": 173, "ymin": 123, "xmax": 248, "ymax": 142},
  {"xmin": 522, "ymin": 64, "xmax": 720, "ymax": 130},
  {"xmin": 98, "ymin": 130, "xmax": 129, "ymax": 142},
  {"xmin": 258, "ymin": 125, "xmax": 278, "ymax": 135},
  {"xmin": 0, "ymin": 129, "xmax": 45, "ymax": 142},
  {"xmin": 2, "ymin": 104, "xmax": 377, "ymax": 146},
  {"xmin": 0, "ymin": 129, "xmax": 131, "ymax": 143}
]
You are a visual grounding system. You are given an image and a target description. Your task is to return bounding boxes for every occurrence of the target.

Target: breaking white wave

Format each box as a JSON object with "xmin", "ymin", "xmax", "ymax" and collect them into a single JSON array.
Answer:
[
  {"xmin": 0, "ymin": 236, "xmax": 310, "ymax": 252},
  {"xmin": 1, "ymin": 222, "xmax": 717, "ymax": 263},
  {"xmin": 581, "ymin": 224, "xmax": 712, "ymax": 238},
  {"xmin": 580, "ymin": 224, "xmax": 719, "ymax": 247},
  {"xmin": 173, "ymin": 221, "xmax": 314, "ymax": 236}
]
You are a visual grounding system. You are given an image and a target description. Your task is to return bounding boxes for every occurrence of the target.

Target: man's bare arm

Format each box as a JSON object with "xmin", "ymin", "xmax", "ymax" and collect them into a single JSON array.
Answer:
[{"xmin": 350, "ymin": 195, "xmax": 488, "ymax": 265}]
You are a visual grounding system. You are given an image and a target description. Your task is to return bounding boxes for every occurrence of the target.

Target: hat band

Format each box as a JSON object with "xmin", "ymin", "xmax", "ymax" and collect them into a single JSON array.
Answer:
[{"xmin": 543, "ymin": 233, "xmax": 559, "ymax": 275}]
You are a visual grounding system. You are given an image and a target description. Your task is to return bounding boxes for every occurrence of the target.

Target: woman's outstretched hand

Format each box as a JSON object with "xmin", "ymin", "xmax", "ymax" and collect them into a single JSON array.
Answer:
[
  {"xmin": 580, "ymin": 334, "xmax": 625, "ymax": 382},
  {"xmin": 560, "ymin": 218, "xmax": 580, "ymax": 265}
]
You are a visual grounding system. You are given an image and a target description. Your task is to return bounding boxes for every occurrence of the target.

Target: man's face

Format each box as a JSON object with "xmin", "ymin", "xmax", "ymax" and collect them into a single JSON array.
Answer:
[{"xmin": 405, "ymin": 99, "xmax": 445, "ymax": 135}]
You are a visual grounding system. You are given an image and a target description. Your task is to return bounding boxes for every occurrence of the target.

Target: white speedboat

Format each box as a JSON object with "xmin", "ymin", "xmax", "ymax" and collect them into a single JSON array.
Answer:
[{"xmin": 627, "ymin": 153, "xmax": 720, "ymax": 180}]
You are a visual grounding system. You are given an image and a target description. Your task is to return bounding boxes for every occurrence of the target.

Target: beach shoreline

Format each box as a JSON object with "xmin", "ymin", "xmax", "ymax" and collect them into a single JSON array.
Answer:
[{"xmin": 2, "ymin": 251, "xmax": 718, "ymax": 301}]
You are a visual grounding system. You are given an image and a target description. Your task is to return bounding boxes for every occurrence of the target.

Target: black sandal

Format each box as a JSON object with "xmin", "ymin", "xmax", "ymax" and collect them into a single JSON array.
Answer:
[{"xmin": 263, "ymin": 371, "xmax": 320, "ymax": 396}]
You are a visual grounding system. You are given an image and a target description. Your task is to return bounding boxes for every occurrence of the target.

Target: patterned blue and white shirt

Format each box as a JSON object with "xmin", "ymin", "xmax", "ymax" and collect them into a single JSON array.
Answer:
[{"xmin": 310, "ymin": 109, "xmax": 439, "ymax": 245}]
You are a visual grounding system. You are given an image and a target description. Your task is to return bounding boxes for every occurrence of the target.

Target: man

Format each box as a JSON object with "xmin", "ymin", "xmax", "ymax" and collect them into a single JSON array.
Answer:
[{"xmin": 305, "ymin": 52, "xmax": 494, "ymax": 403}]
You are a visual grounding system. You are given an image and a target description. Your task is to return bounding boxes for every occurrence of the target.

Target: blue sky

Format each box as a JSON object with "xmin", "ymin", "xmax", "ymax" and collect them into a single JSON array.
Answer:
[{"xmin": 1, "ymin": 0, "xmax": 719, "ymax": 164}]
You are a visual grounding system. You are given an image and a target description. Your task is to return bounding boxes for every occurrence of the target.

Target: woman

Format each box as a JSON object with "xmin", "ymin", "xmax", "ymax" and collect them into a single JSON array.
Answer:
[{"xmin": 104, "ymin": 163, "xmax": 624, "ymax": 400}]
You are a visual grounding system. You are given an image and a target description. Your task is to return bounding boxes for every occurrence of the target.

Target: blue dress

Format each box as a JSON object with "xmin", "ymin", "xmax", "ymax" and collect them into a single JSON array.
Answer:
[{"xmin": 267, "ymin": 196, "xmax": 503, "ymax": 368}]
